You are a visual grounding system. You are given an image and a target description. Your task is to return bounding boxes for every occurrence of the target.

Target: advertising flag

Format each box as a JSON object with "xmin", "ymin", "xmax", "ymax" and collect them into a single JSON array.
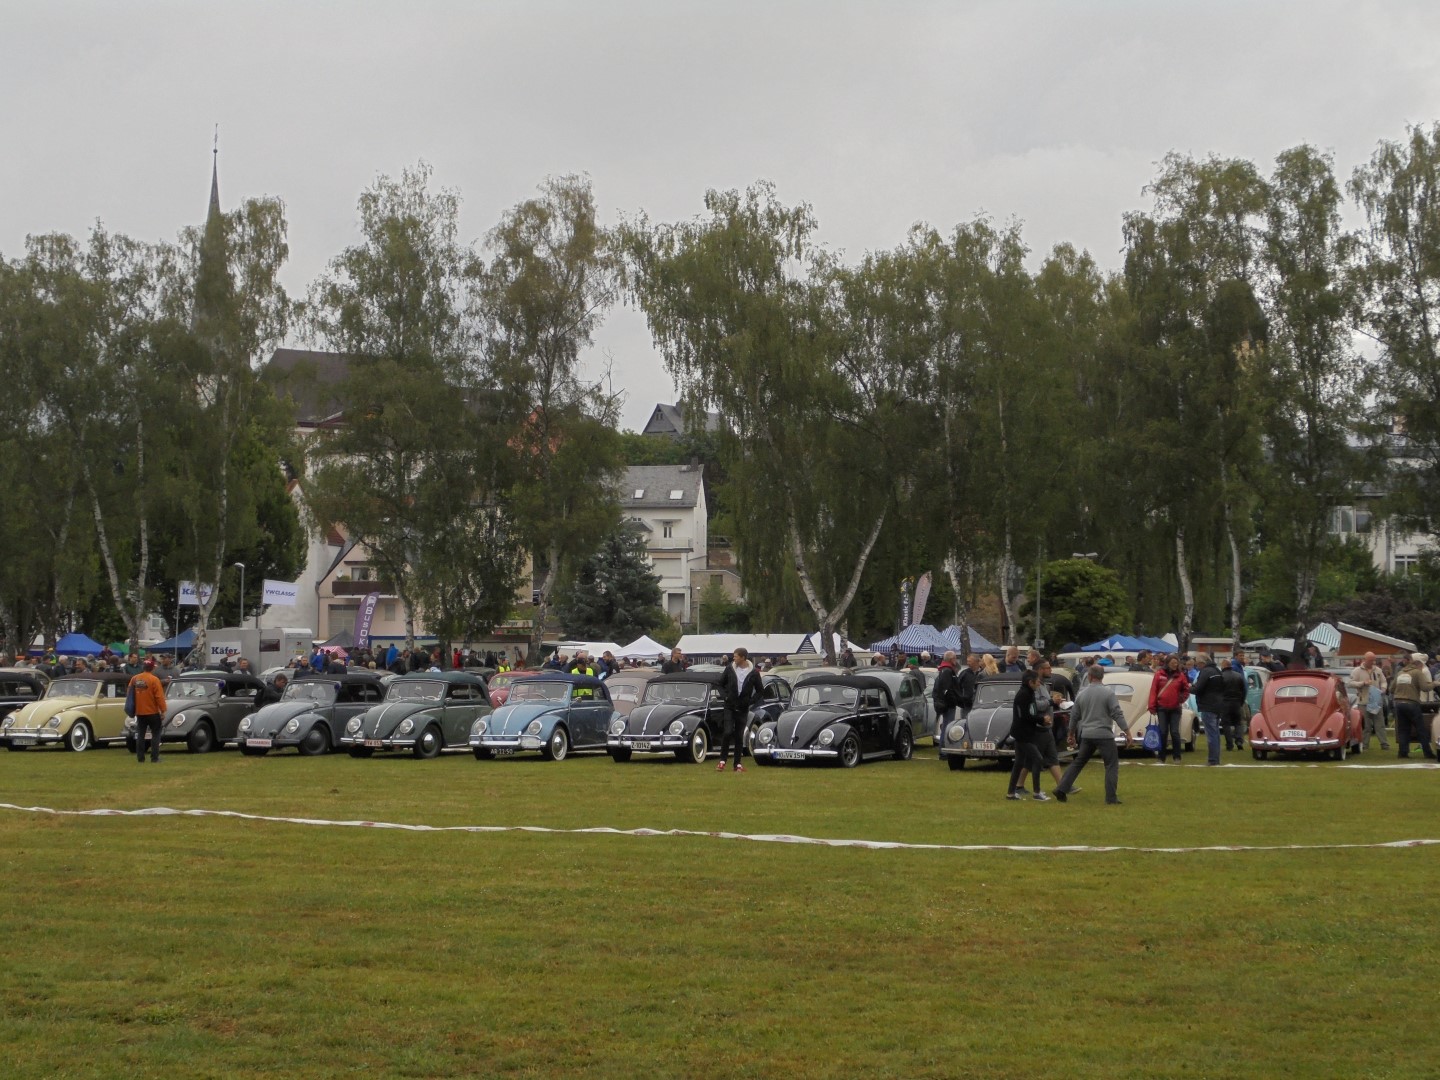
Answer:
[
  {"xmin": 355, "ymin": 592, "xmax": 381, "ymax": 649},
  {"xmin": 912, "ymin": 571, "xmax": 932, "ymax": 628},
  {"xmin": 899, "ymin": 578, "xmax": 913, "ymax": 630},
  {"xmin": 178, "ymin": 581, "xmax": 215, "ymax": 607},
  {"xmin": 262, "ymin": 579, "xmax": 300, "ymax": 606}
]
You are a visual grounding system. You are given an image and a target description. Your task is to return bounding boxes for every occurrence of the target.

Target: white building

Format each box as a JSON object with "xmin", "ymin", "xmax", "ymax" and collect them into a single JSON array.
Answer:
[{"xmin": 620, "ymin": 465, "xmax": 708, "ymax": 623}]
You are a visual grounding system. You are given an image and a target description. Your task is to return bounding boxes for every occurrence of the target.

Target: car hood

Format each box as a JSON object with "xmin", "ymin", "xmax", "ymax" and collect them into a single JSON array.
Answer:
[
  {"xmin": 623, "ymin": 702, "xmax": 705, "ymax": 734},
  {"xmin": 5, "ymin": 698, "xmax": 88, "ymax": 731},
  {"xmin": 357, "ymin": 700, "xmax": 436, "ymax": 737},
  {"xmin": 487, "ymin": 701, "xmax": 564, "ymax": 736},
  {"xmin": 772, "ymin": 704, "xmax": 853, "ymax": 747},
  {"xmin": 965, "ymin": 705, "xmax": 1013, "ymax": 742},
  {"xmin": 247, "ymin": 700, "xmax": 321, "ymax": 736}
]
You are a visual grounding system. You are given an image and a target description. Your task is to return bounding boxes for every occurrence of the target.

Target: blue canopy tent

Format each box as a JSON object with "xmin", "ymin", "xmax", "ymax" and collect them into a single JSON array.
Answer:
[
  {"xmin": 867, "ymin": 623, "xmax": 951, "ymax": 654},
  {"xmin": 939, "ymin": 625, "xmax": 1003, "ymax": 654},
  {"xmin": 54, "ymin": 632, "xmax": 105, "ymax": 656},
  {"xmin": 147, "ymin": 629, "xmax": 197, "ymax": 653},
  {"xmin": 1080, "ymin": 634, "xmax": 1177, "ymax": 654}
]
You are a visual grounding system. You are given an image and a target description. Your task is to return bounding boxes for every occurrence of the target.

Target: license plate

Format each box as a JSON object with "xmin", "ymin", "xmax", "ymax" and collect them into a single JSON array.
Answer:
[
  {"xmin": 363, "ymin": 739, "xmax": 384, "ymax": 748},
  {"xmin": 775, "ymin": 750, "xmax": 805, "ymax": 760},
  {"xmin": 633, "ymin": 739, "xmax": 653, "ymax": 750},
  {"xmin": 977, "ymin": 740, "xmax": 995, "ymax": 751},
  {"xmin": 10, "ymin": 737, "xmax": 36, "ymax": 746},
  {"xmin": 495, "ymin": 748, "xmax": 515, "ymax": 757},
  {"xmin": 246, "ymin": 738, "xmax": 273, "ymax": 748},
  {"xmin": 1280, "ymin": 730, "xmax": 1308, "ymax": 739}
]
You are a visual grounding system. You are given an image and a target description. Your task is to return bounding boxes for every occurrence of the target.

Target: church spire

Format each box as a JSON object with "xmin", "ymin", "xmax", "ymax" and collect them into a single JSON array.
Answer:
[
  {"xmin": 194, "ymin": 127, "xmax": 232, "ymax": 332},
  {"xmin": 207, "ymin": 125, "xmax": 221, "ymax": 224}
]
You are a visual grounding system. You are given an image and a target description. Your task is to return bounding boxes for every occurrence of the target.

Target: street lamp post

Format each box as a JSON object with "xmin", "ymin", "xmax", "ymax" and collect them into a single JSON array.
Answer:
[{"xmin": 233, "ymin": 562, "xmax": 246, "ymax": 628}]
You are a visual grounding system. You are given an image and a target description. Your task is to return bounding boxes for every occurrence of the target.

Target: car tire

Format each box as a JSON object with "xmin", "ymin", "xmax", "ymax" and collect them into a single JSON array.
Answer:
[
  {"xmin": 186, "ymin": 722, "xmax": 216, "ymax": 754},
  {"xmin": 473, "ymin": 747, "xmax": 495, "ymax": 760},
  {"xmin": 948, "ymin": 755, "xmax": 966, "ymax": 771},
  {"xmin": 540, "ymin": 726, "xmax": 569, "ymax": 761},
  {"xmin": 412, "ymin": 726, "xmax": 442, "ymax": 760},
  {"xmin": 298, "ymin": 727, "xmax": 329, "ymax": 757},
  {"xmin": 348, "ymin": 747, "xmax": 374, "ymax": 759},
  {"xmin": 838, "ymin": 733, "xmax": 861, "ymax": 769},
  {"xmin": 893, "ymin": 724, "xmax": 913, "ymax": 761},
  {"xmin": 66, "ymin": 720, "xmax": 93, "ymax": 752},
  {"xmin": 682, "ymin": 726, "xmax": 708, "ymax": 764},
  {"xmin": 608, "ymin": 747, "xmax": 632, "ymax": 763},
  {"xmin": 1335, "ymin": 742, "xmax": 1348, "ymax": 762}
]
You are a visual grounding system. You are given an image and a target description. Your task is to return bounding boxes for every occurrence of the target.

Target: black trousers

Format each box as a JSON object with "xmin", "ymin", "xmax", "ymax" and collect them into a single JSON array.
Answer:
[
  {"xmin": 135, "ymin": 715, "xmax": 163, "ymax": 761},
  {"xmin": 1008, "ymin": 739, "xmax": 1043, "ymax": 793},
  {"xmin": 1396, "ymin": 701, "xmax": 1434, "ymax": 758},
  {"xmin": 719, "ymin": 707, "xmax": 745, "ymax": 766}
]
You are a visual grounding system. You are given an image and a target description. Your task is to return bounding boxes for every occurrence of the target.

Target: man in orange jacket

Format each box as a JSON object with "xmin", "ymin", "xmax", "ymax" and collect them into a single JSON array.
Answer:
[{"xmin": 128, "ymin": 658, "xmax": 168, "ymax": 763}]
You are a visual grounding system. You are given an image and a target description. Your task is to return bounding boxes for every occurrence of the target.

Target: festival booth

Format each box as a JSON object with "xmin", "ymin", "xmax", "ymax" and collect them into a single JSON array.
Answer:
[
  {"xmin": 795, "ymin": 632, "xmax": 868, "ymax": 658},
  {"xmin": 674, "ymin": 633, "xmax": 809, "ymax": 662},
  {"xmin": 868, "ymin": 624, "xmax": 1005, "ymax": 657},
  {"xmin": 53, "ymin": 632, "xmax": 106, "ymax": 657},
  {"xmin": 615, "ymin": 634, "xmax": 669, "ymax": 660}
]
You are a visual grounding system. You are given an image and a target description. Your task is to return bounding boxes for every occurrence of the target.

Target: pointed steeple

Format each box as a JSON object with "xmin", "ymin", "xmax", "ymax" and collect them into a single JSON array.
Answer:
[
  {"xmin": 194, "ymin": 129, "xmax": 232, "ymax": 332},
  {"xmin": 207, "ymin": 129, "xmax": 221, "ymax": 225}
]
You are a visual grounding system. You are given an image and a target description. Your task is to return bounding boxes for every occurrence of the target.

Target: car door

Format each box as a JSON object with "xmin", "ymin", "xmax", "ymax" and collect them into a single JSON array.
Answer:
[
  {"xmin": 218, "ymin": 678, "xmax": 260, "ymax": 740},
  {"xmin": 441, "ymin": 684, "xmax": 479, "ymax": 745},
  {"xmin": 574, "ymin": 686, "xmax": 610, "ymax": 748},
  {"xmin": 94, "ymin": 681, "xmax": 128, "ymax": 741}
]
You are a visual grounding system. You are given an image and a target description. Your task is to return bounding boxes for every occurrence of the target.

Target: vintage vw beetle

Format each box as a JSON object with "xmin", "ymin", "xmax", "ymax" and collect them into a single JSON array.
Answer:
[
  {"xmin": 606, "ymin": 670, "xmax": 790, "ymax": 764},
  {"xmin": 938, "ymin": 673, "xmax": 1023, "ymax": 769},
  {"xmin": 340, "ymin": 670, "xmax": 491, "ymax": 759},
  {"xmin": 867, "ymin": 668, "xmax": 933, "ymax": 742},
  {"xmin": 1, "ymin": 672, "xmax": 128, "ymax": 752},
  {"xmin": 751, "ymin": 672, "xmax": 914, "ymax": 767},
  {"xmin": 603, "ymin": 669, "xmax": 660, "ymax": 718},
  {"xmin": 124, "ymin": 669, "xmax": 272, "ymax": 754},
  {"xmin": 0, "ymin": 669, "xmax": 49, "ymax": 724},
  {"xmin": 1249, "ymin": 668, "xmax": 1362, "ymax": 760},
  {"xmin": 1101, "ymin": 669, "xmax": 1198, "ymax": 752},
  {"xmin": 229, "ymin": 671, "xmax": 386, "ymax": 756},
  {"xmin": 470, "ymin": 672, "xmax": 613, "ymax": 761},
  {"xmin": 486, "ymin": 669, "xmax": 543, "ymax": 709}
]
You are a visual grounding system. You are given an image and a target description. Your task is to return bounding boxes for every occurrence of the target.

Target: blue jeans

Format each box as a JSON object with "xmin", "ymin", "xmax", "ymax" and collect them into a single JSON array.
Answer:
[
  {"xmin": 1201, "ymin": 711, "xmax": 1221, "ymax": 764},
  {"xmin": 1155, "ymin": 708, "xmax": 1183, "ymax": 760},
  {"xmin": 936, "ymin": 705, "xmax": 955, "ymax": 742}
]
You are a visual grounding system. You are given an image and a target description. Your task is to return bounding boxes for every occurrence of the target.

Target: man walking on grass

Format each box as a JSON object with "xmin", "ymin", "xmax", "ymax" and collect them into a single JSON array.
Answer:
[{"xmin": 1054, "ymin": 665, "xmax": 1129, "ymax": 804}]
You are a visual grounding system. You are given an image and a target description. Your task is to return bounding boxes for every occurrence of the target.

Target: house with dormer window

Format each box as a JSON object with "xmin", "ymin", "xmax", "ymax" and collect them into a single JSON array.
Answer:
[{"xmin": 619, "ymin": 465, "xmax": 708, "ymax": 622}]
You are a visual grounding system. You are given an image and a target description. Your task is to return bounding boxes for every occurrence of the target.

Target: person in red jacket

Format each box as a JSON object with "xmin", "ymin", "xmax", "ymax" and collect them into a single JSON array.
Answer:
[{"xmin": 1147, "ymin": 653, "xmax": 1190, "ymax": 763}]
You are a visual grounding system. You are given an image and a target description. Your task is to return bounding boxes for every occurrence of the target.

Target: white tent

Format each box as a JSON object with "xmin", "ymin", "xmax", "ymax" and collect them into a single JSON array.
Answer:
[
  {"xmin": 796, "ymin": 632, "xmax": 867, "ymax": 656},
  {"xmin": 548, "ymin": 640, "xmax": 623, "ymax": 657},
  {"xmin": 616, "ymin": 634, "xmax": 669, "ymax": 659},
  {"xmin": 676, "ymin": 633, "xmax": 809, "ymax": 658}
]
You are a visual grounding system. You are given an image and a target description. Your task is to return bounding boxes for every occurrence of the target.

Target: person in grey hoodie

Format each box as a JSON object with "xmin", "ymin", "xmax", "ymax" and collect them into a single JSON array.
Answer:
[{"xmin": 1054, "ymin": 665, "xmax": 1130, "ymax": 804}]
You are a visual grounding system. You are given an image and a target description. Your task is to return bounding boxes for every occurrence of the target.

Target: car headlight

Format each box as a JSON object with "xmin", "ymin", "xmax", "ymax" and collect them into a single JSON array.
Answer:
[
  {"xmin": 1, "ymin": 717, "xmax": 13, "ymax": 729},
  {"xmin": 818, "ymin": 728, "xmax": 835, "ymax": 746},
  {"xmin": 239, "ymin": 718, "xmax": 252, "ymax": 732},
  {"xmin": 758, "ymin": 727, "xmax": 774, "ymax": 745},
  {"xmin": 472, "ymin": 718, "xmax": 488, "ymax": 736},
  {"xmin": 668, "ymin": 720, "xmax": 685, "ymax": 736},
  {"xmin": 170, "ymin": 713, "xmax": 188, "ymax": 728},
  {"xmin": 346, "ymin": 717, "xmax": 362, "ymax": 733},
  {"xmin": 525, "ymin": 719, "xmax": 543, "ymax": 736},
  {"xmin": 397, "ymin": 718, "xmax": 414, "ymax": 735},
  {"xmin": 947, "ymin": 722, "xmax": 967, "ymax": 742},
  {"xmin": 283, "ymin": 719, "xmax": 300, "ymax": 734},
  {"xmin": 123, "ymin": 717, "xmax": 135, "ymax": 730},
  {"xmin": 48, "ymin": 716, "xmax": 63, "ymax": 728},
  {"xmin": 609, "ymin": 718, "xmax": 625, "ymax": 736}
]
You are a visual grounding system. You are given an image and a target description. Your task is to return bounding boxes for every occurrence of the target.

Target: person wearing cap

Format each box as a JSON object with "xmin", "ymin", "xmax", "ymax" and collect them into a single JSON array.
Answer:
[
  {"xmin": 128, "ymin": 659, "xmax": 168, "ymax": 763},
  {"xmin": 1392, "ymin": 652, "xmax": 1435, "ymax": 759}
]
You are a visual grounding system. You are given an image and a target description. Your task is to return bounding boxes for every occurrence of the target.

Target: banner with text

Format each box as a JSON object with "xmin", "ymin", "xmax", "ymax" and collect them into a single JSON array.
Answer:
[
  {"xmin": 912, "ymin": 572, "xmax": 932, "ymax": 629},
  {"xmin": 355, "ymin": 592, "xmax": 381, "ymax": 649},
  {"xmin": 207, "ymin": 640, "xmax": 243, "ymax": 664},
  {"xmin": 262, "ymin": 579, "xmax": 300, "ymax": 606},
  {"xmin": 178, "ymin": 581, "xmax": 215, "ymax": 607}
]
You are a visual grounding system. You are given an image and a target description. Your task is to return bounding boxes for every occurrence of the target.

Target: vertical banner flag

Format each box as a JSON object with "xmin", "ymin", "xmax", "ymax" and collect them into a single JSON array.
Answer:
[
  {"xmin": 178, "ymin": 582, "xmax": 215, "ymax": 606},
  {"xmin": 261, "ymin": 579, "xmax": 300, "ymax": 606},
  {"xmin": 355, "ymin": 592, "xmax": 381, "ymax": 649},
  {"xmin": 900, "ymin": 578, "xmax": 913, "ymax": 630},
  {"xmin": 912, "ymin": 571, "xmax": 932, "ymax": 629}
]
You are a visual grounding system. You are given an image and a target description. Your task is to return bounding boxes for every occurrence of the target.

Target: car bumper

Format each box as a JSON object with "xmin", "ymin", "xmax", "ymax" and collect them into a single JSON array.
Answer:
[
  {"xmin": 608, "ymin": 734, "xmax": 686, "ymax": 753},
  {"xmin": 470, "ymin": 736, "xmax": 546, "ymax": 751},
  {"xmin": 2, "ymin": 731, "xmax": 61, "ymax": 746},
  {"xmin": 1251, "ymin": 736, "xmax": 1341, "ymax": 752},
  {"xmin": 941, "ymin": 744, "xmax": 1011, "ymax": 758},
  {"xmin": 227, "ymin": 734, "xmax": 302, "ymax": 749},
  {"xmin": 752, "ymin": 745, "xmax": 838, "ymax": 761},
  {"xmin": 340, "ymin": 736, "xmax": 417, "ymax": 750}
]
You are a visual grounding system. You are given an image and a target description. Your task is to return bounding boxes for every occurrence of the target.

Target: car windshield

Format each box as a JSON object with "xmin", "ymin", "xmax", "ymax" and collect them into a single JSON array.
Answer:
[
  {"xmin": 489, "ymin": 674, "xmax": 513, "ymax": 690},
  {"xmin": 283, "ymin": 682, "xmax": 337, "ymax": 704},
  {"xmin": 387, "ymin": 680, "xmax": 446, "ymax": 702},
  {"xmin": 1109, "ymin": 683, "xmax": 1135, "ymax": 700},
  {"xmin": 48, "ymin": 678, "xmax": 100, "ymax": 699},
  {"xmin": 508, "ymin": 681, "xmax": 570, "ymax": 703},
  {"xmin": 1275, "ymin": 684, "xmax": 1320, "ymax": 700},
  {"xmin": 608, "ymin": 680, "xmax": 645, "ymax": 703},
  {"xmin": 793, "ymin": 683, "xmax": 859, "ymax": 707},
  {"xmin": 974, "ymin": 682, "xmax": 1019, "ymax": 708},
  {"xmin": 643, "ymin": 680, "xmax": 712, "ymax": 706},
  {"xmin": 171, "ymin": 680, "xmax": 221, "ymax": 699}
]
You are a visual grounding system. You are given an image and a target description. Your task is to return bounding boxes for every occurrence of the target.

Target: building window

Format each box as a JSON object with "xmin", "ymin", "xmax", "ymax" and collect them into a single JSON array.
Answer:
[
  {"xmin": 634, "ymin": 488, "xmax": 645, "ymax": 499},
  {"xmin": 330, "ymin": 605, "xmax": 360, "ymax": 636},
  {"xmin": 669, "ymin": 489, "xmax": 684, "ymax": 500},
  {"xmin": 662, "ymin": 522, "xmax": 674, "ymax": 539},
  {"xmin": 382, "ymin": 601, "xmax": 397, "ymax": 621},
  {"xmin": 1394, "ymin": 554, "xmax": 1420, "ymax": 575},
  {"xmin": 351, "ymin": 565, "xmax": 373, "ymax": 581}
]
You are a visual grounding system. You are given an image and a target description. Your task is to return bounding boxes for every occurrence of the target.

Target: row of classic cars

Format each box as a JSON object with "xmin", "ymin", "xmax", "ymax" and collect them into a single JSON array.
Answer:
[{"xmin": 0, "ymin": 662, "xmax": 1373, "ymax": 767}]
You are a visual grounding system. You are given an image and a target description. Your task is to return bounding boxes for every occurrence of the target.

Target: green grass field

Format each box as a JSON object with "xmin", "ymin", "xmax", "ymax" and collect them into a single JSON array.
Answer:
[{"xmin": 2, "ymin": 741, "xmax": 1436, "ymax": 1079}]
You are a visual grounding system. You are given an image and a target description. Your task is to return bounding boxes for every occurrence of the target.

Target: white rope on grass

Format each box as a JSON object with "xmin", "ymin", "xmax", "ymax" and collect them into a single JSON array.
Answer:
[
  {"xmin": 2, "ymin": 802, "xmax": 1438, "ymax": 854},
  {"xmin": 1119, "ymin": 760, "xmax": 1440, "ymax": 769}
]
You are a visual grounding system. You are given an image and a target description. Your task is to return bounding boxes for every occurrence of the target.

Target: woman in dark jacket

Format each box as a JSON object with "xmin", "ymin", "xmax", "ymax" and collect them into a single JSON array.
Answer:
[{"xmin": 1007, "ymin": 671, "xmax": 1049, "ymax": 801}]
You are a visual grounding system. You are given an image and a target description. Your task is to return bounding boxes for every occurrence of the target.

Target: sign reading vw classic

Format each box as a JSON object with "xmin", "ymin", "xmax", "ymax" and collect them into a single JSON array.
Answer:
[
  {"xmin": 207, "ymin": 640, "xmax": 243, "ymax": 663},
  {"xmin": 262, "ymin": 579, "xmax": 300, "ymax": 605}
]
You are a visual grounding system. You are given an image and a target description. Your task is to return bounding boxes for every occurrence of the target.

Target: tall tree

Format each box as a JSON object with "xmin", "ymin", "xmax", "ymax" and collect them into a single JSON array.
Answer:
[{"xmin": 555, "ymin": 524, "xmax": 665, "ymax": 642}]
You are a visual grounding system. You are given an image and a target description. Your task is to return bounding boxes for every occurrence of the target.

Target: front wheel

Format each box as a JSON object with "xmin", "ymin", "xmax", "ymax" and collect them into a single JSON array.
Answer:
[
  {"xmin": 540, "ymin": 726, "xmax": 569, "ymax": 761},
  {"xmin": 298, "ymin": 727, "xmax": 329, "ymax": 757},
  {"xmin": 893, "ymin": 724, "xmax": 914, "ymax": 761},
  {"xmin": 608, "ymin": 747, "xmax": 632, "ymax": 763},
  {"xmin": 682, "ymin": 726, "xmax": 708, "ymax": 764},
  {"xmin": 947, "ymin": 755, "xmax": 966, "ymax": 771},
  {"xmin": 65, "ymin": 720, "xmax": 93, "ymax": 752},
  {"xmin": 412, "ymin": 726, "xmax": 442, "ymax": 759},
  {"xmin": 838, "ymin": 733, "xmax": 861, "ymax": 769},
  {"xmin": 186, "ymin": 723, "xmax": 215, "ymax": 754}
]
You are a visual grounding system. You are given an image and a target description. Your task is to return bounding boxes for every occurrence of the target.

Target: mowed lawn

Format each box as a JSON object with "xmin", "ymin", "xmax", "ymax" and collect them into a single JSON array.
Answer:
[{"xmin": 1, "ymin": 743, "xmax": 1436, "ymax": 1079}]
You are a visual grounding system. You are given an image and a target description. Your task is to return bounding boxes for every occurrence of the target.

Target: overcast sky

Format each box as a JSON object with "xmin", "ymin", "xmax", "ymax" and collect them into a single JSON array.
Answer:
[{"xmin": 5, "ymin": 1, "xmax": 1440, "ymax": 429}]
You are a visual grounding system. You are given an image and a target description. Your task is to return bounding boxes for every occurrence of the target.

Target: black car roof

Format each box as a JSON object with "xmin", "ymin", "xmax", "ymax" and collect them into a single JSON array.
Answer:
[
  {"xmin": 526, "ymin": 672, "xmax": 609, "ymax": 690},
  {"xmin": 293, "ymin": 671, "xmax": 383, "ymax": 685},
  {"xmin": 793, "ymin": 672, "xmax": 895, "ymax": 694},
  {"xmin": 173, "ymin": 670, "xmax": 265, "ymax": 687},
  {"xmin": 393, "ymin": 670, "xmax": 488, "ymax": 685},
  {"xmin": 53, "ymin": 671, "xmax": 129, "ymax": 686},
  {"xmin": 652, "ymin": 670, "xmax": 726, "ymax": 686}
]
